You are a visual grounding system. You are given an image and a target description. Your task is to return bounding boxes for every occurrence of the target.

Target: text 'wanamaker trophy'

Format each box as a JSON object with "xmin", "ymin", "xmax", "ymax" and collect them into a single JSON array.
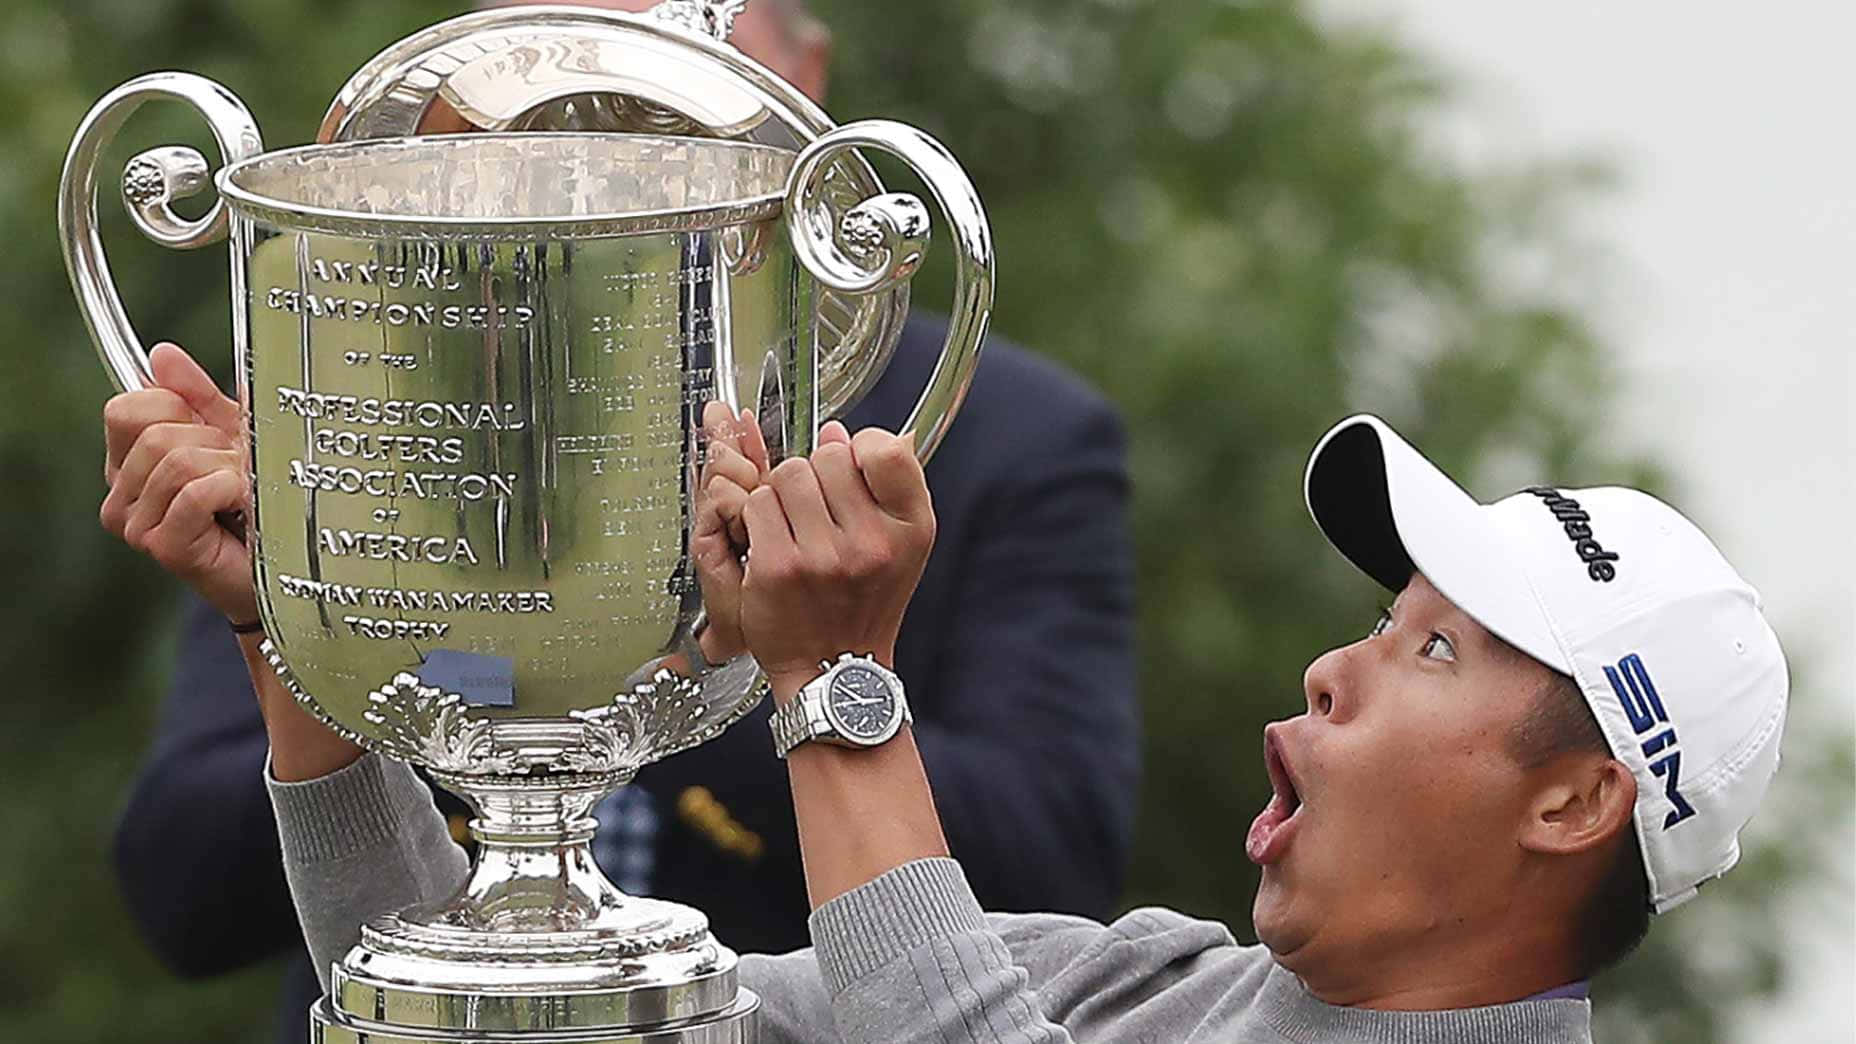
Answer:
[{"xmin": 59, "ymin": 2, "xmax": 992, "ymax": 1040}]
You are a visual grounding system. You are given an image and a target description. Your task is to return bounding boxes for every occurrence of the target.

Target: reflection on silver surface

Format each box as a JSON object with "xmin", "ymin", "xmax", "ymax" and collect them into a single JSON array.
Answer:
[
  {"xmin": 319, "ymin": 1, "xmax": 908, "ymax": 423},
  {"xmin": 442, "ymin": 37, "xmax": 771, "ymax": 138},
  {"xmin": 220, "ymin": 133, "xmax": 791, "ymax": 236},
  {"xmin": 61, "ymin": 3, "xmax": 991, "ymax": 1040}
]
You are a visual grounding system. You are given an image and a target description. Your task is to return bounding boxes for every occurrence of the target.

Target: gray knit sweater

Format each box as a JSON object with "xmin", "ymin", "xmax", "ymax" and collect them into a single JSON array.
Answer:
[{"xmin": 269, "ymin": 754, "xmax": 1594, "ymax": 1044}]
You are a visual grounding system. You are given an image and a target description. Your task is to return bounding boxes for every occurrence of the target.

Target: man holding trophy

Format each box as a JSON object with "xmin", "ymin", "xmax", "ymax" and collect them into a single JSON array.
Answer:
[
  {"xmin": 103, "ymin": 374, "xmax": 1790, "ymax": 1043},
  {"xmin": 72, "ymin": 1, "xmax": 1785, "ymax": 1041},
  {"xmin": 101, "ymin": 2, "xmax": 1136, "ymax": 1040}
]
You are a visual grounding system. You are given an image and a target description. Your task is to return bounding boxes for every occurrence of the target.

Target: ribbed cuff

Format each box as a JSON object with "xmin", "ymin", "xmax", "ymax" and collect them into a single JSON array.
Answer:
[
  {"xmin": 265, "ymin": 751, "xmax": 427, "ymax": 864},
  {"xmin": 1257, "ymin": 963, "xmax": 1593, "ymax": 1044},
  {"xmin": 808, "ymin": 857, "xmax": 989, "ymax": 996}
]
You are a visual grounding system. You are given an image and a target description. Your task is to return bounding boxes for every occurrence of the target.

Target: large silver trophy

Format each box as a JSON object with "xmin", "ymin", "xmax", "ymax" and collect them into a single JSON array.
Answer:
[{"xmin": 60, "ymin": 4, "xmax": 991, "ymax": 1041}]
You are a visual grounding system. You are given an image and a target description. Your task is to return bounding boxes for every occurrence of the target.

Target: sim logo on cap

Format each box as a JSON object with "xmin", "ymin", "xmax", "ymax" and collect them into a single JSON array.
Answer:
[{"xmin": 1604, "ymin": 654, "xmax": 1697, "ymax": 830}]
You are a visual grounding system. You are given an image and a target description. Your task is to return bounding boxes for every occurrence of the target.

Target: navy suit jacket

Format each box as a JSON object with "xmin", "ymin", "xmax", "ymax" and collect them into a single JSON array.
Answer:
[{"xmin": 112, "ymin": 317, "xmax": 1138, "ymax": 1044}]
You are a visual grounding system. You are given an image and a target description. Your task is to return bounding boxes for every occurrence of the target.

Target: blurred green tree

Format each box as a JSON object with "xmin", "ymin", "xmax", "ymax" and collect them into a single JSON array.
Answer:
[{"xmin": 0, "ymin": 1, "xmax": 1838, "ymax": 1041}]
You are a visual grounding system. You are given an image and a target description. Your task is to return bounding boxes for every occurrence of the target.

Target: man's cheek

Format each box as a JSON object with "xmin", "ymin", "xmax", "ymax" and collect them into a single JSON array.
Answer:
[
  {"xmin": 1322, "ymin": 737, "xmax": 1457, "ymax": 851},
  {"xmin": 1319, "ymin": 734, "xmax": 1413, "ymax": 806}
]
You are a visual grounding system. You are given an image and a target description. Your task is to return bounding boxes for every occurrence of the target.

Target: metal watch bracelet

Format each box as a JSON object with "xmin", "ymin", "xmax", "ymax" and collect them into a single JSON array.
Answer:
[{"xmin": 769, "ymin": 654, "xmax": 909, "ymax": 759}]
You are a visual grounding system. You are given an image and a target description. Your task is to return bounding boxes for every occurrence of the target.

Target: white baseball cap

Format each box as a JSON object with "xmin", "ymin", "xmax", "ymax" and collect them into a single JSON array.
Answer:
[{"xmin": 1303, "ymin": 414, "xmax": 1788, "ymax": 913}]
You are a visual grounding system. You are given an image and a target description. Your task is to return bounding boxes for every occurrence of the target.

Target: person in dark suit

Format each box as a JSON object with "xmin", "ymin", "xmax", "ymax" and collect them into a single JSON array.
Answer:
[{"xmin": 110, "ymin": 309, "xmax": 1137, "ymax": 1043}]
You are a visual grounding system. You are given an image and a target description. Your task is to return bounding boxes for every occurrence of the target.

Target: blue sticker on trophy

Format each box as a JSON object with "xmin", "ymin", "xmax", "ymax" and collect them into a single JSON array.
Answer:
[{"xmin": 419, "ymin": 650, "xmax": 516, "ymax": 708}]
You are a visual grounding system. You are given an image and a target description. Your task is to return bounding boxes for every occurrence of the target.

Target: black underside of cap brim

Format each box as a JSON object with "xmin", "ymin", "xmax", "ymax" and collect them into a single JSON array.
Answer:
[{"xmin": 1308, "ymin": 423, "xmax": 1415, "ymax": 593}]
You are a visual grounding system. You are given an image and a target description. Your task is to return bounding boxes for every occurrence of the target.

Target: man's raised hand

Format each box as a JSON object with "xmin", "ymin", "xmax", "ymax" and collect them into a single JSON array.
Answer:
[
  {"xmin": 737, "ymin": 423, "xmax": 935, "ymax": 694},
  {"xmin": 692, "ymin": 401, "xmax": 773, "ymax": 663},
  {"xmin": 99, "ymin": 343, "xmax": 256, "ymax": 625}
]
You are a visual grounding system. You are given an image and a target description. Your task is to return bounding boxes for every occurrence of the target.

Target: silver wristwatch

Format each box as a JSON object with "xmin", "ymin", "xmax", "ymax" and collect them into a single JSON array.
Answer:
[{"xmin": 769, "ymin": 653, "xmax": 911, "ymax": 759}]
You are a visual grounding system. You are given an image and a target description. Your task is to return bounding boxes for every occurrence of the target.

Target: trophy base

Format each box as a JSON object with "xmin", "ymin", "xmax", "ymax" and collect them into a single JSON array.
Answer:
[
  {"xmin": 308, "ymin": 773, "xmax": 761, "ymax": 1042},
  {"xmin": 309, "ymin": 991, "xmax": 760, "ymax": 1043}
]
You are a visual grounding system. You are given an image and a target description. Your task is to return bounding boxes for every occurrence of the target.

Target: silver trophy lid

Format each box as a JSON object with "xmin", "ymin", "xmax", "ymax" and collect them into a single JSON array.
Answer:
[{"xmin": 318, "ymin": 1, "xmax": 906, "ymax": 421}]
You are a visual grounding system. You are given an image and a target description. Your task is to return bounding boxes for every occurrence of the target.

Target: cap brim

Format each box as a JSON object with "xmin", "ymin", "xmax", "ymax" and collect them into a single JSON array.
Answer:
[{"xmin": 1304, "ymin": 416, "xmax": 1568, "ymax": 672}]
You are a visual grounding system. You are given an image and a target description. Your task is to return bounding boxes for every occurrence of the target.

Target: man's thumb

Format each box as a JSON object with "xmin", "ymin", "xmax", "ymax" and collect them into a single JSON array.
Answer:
[{"xmin": 150, "ymin": 343, "xmax": 242, "ymax": 436}]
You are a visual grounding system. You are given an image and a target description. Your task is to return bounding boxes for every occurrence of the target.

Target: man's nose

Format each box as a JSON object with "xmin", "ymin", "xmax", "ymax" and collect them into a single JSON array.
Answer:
[{"xmin": 1301, "ymin": 643, "xmax": 1356, "ymax": 721}]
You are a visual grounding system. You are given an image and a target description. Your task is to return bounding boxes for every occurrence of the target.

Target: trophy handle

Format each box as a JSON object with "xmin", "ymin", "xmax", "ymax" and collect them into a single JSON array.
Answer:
[
  {"xmin": 785, "ymin": 120, "xmax": 994, "ymax": 461},
  {"xmin": 59, "ymin": 72, "xmax": 263, "ymax": 392}
]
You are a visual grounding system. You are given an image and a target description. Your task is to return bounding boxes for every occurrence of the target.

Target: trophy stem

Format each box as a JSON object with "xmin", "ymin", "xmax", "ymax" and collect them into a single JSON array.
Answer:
[
  {"xmin": 439, "ymin": 772, "xmax": 631, "ymax": 934},
  {"xmin": 387, "ymin": 769, "xmax": 720, "ymax": 954}
]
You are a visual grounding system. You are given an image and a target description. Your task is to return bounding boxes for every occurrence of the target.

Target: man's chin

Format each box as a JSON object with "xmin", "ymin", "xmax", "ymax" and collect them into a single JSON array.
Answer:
[{"xmin": 1251, "ymin": 872, "xmax": 1312, "ymax": 965}]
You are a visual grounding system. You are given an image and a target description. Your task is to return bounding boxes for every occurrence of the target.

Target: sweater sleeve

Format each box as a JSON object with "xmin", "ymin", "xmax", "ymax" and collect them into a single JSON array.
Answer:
[
  {"xmin": 265, "ymin": 752, "xmax": 469, "ymax": 989},
  {"xmin": 806, "ymin": 858, "xmax": 1079, "ymax": 1044}
]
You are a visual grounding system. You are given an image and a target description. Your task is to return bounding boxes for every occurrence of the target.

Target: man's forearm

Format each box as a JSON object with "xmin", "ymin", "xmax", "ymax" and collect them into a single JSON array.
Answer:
[
  {"xmin": 776, "ymin": 682, "xmax": 950, "ymax": 910},
  {"xmin": 235, "ymin": 632, "xmax": 365, "ymax": 781},
  {"xmin": 778, "ymin": 701, "xmax": 1083, "ymax": 1044},
  {"xmin": 268, "ymin": 753, "xmax": 470, "ymax": 990}
]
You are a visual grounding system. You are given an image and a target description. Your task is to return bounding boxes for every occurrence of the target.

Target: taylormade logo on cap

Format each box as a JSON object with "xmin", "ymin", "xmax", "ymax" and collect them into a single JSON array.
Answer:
[{"xmin": 1524, "ymin": 486, "xmax": 1621, "ymax": 582}]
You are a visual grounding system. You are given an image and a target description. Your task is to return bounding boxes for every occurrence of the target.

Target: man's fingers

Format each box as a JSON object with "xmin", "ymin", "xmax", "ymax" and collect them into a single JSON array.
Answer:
[
  {"xmin": 702, "ymin": 439, "xmax": 762, "ymax": 495},
  {"xmin": 149, "ymin": 343, "xmax": 242, "ymax": 437},
  {"xmin": 102, "ymin": 389, "xmax": 193, "ymax": 481},
  {"xmin": 691, "ymin": 471, "xmax": 747, "ymax": 583},
  {"xmin": 851, "ymin": 428, "xmax": 933, "ymax": 525},
  {"xmin": 691, "ymin": 518, "xmax": 746, "ymax": 578},
  {"xmin": 697, "ymin": 475, "xmax": 753, "ymax": 550},
  {"xmin": 141, "ymin": 470, "xmax": 248, "ymax": 583},
  {"xmin": 140, "ymin": 469, "xmax": 248, "ymax": 598},
  {"xmin": 768, "ymin": 458, "xmax": 836, "ymax": 548},
  {"xmin": 109, "ymin": 422, "xmax": 233, "ymax": 499},
  {"xmin": 702, "ymin": 400, "xmax": 743, "ymax": 454},
  {"xmin": 811, "ymin": 440, "xmax": 881, "ymax": 529},
  {"xmin": 741, "ymin": 484, "xmax": 796, "ymax": 564},
  {"xmin": 722, "ymin": 486, "xmax": 753, "ymax": 550},
  {"xmin": 689, "ymin": 484, "xmax": 748, "ymax": 665},
  {"xmin": 818, "ymin": 419, "xmax": 852, "ymax": 447},
  {"xmin": 702, "ymin": 402, "xmax": 775, "ymax": 479},
  {"xmin": 701, "ymin": 475, "xmax": 752, "ymax": 522},
  {"xmin": 700, "ymin": 402, "xmax": 758, "ymax": 548},
  {"xmin": 102, "ymin": 423, "xmax": 234, "ymax": 532},
  {"xmin": 691, "ymin": 504, "xmax": 746, "ymax": 590},
  {"xmin": 123, "ymin": 446, "xmax": 242, "ymax": 548},
  {"xmin": 738, "ymin": 409, "xmax": 772, "ymax": 477}
]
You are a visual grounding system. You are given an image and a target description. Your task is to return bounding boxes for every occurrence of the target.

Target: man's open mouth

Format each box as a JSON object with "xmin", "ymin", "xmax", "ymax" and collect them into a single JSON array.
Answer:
[{"xmin": 1246, "ymin": 725, "xmax": 1304, "ymax": 866}]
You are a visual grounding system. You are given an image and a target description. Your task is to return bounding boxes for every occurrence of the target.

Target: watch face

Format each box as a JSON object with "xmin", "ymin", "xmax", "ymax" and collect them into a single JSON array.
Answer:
[{"xmin": 825, "ymin": 665, "xmax": 898, "ymax": 742}]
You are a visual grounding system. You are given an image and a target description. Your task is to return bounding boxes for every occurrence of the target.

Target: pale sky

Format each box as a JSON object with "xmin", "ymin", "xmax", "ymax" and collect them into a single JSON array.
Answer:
[{"xmin": 1319, "ymin": 1, "xmax": 1854, "ymax": 1037}]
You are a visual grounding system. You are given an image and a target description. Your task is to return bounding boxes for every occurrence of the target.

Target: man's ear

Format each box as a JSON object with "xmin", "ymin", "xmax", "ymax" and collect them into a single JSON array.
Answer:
[{"xmin": 1518, "ymin": 755, "xmax": 1637, "ymax": 856}]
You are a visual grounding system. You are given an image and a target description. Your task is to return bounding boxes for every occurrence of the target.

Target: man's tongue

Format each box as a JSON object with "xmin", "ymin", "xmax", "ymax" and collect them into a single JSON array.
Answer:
[
  {"xmin": 1250, "ymin": 730, "xmax": 1304, "ymax": 865},
  {"xmin": 1245, "ymin": 792, "xmax": 1299, "ymax": 865}
]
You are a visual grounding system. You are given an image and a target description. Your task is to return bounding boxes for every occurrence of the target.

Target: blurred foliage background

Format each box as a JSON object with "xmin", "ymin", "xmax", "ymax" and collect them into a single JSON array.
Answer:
[{"xmin": 0, "ymin": 0, "xmax": 1845, "ymax": 1042}]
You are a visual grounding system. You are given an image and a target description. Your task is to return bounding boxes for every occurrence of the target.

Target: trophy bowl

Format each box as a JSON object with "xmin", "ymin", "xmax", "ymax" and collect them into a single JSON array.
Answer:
[
  {"xmin": 229, "ymin": 132, "xmax": 813, "ymax": 783},
  {"xmin": 61, "ymin": 47, "xmax": 990, "ymax": 1042}
]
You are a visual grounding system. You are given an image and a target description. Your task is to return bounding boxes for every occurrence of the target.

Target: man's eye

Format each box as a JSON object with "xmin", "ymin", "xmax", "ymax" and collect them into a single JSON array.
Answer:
[
  {"xmin": 1370, "ymin": 607, "xmax": 1393, "ymax": 638},
  {"xmin": 1421, "ymin": 634, "xmax": 1457, "ymax": 662}
]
